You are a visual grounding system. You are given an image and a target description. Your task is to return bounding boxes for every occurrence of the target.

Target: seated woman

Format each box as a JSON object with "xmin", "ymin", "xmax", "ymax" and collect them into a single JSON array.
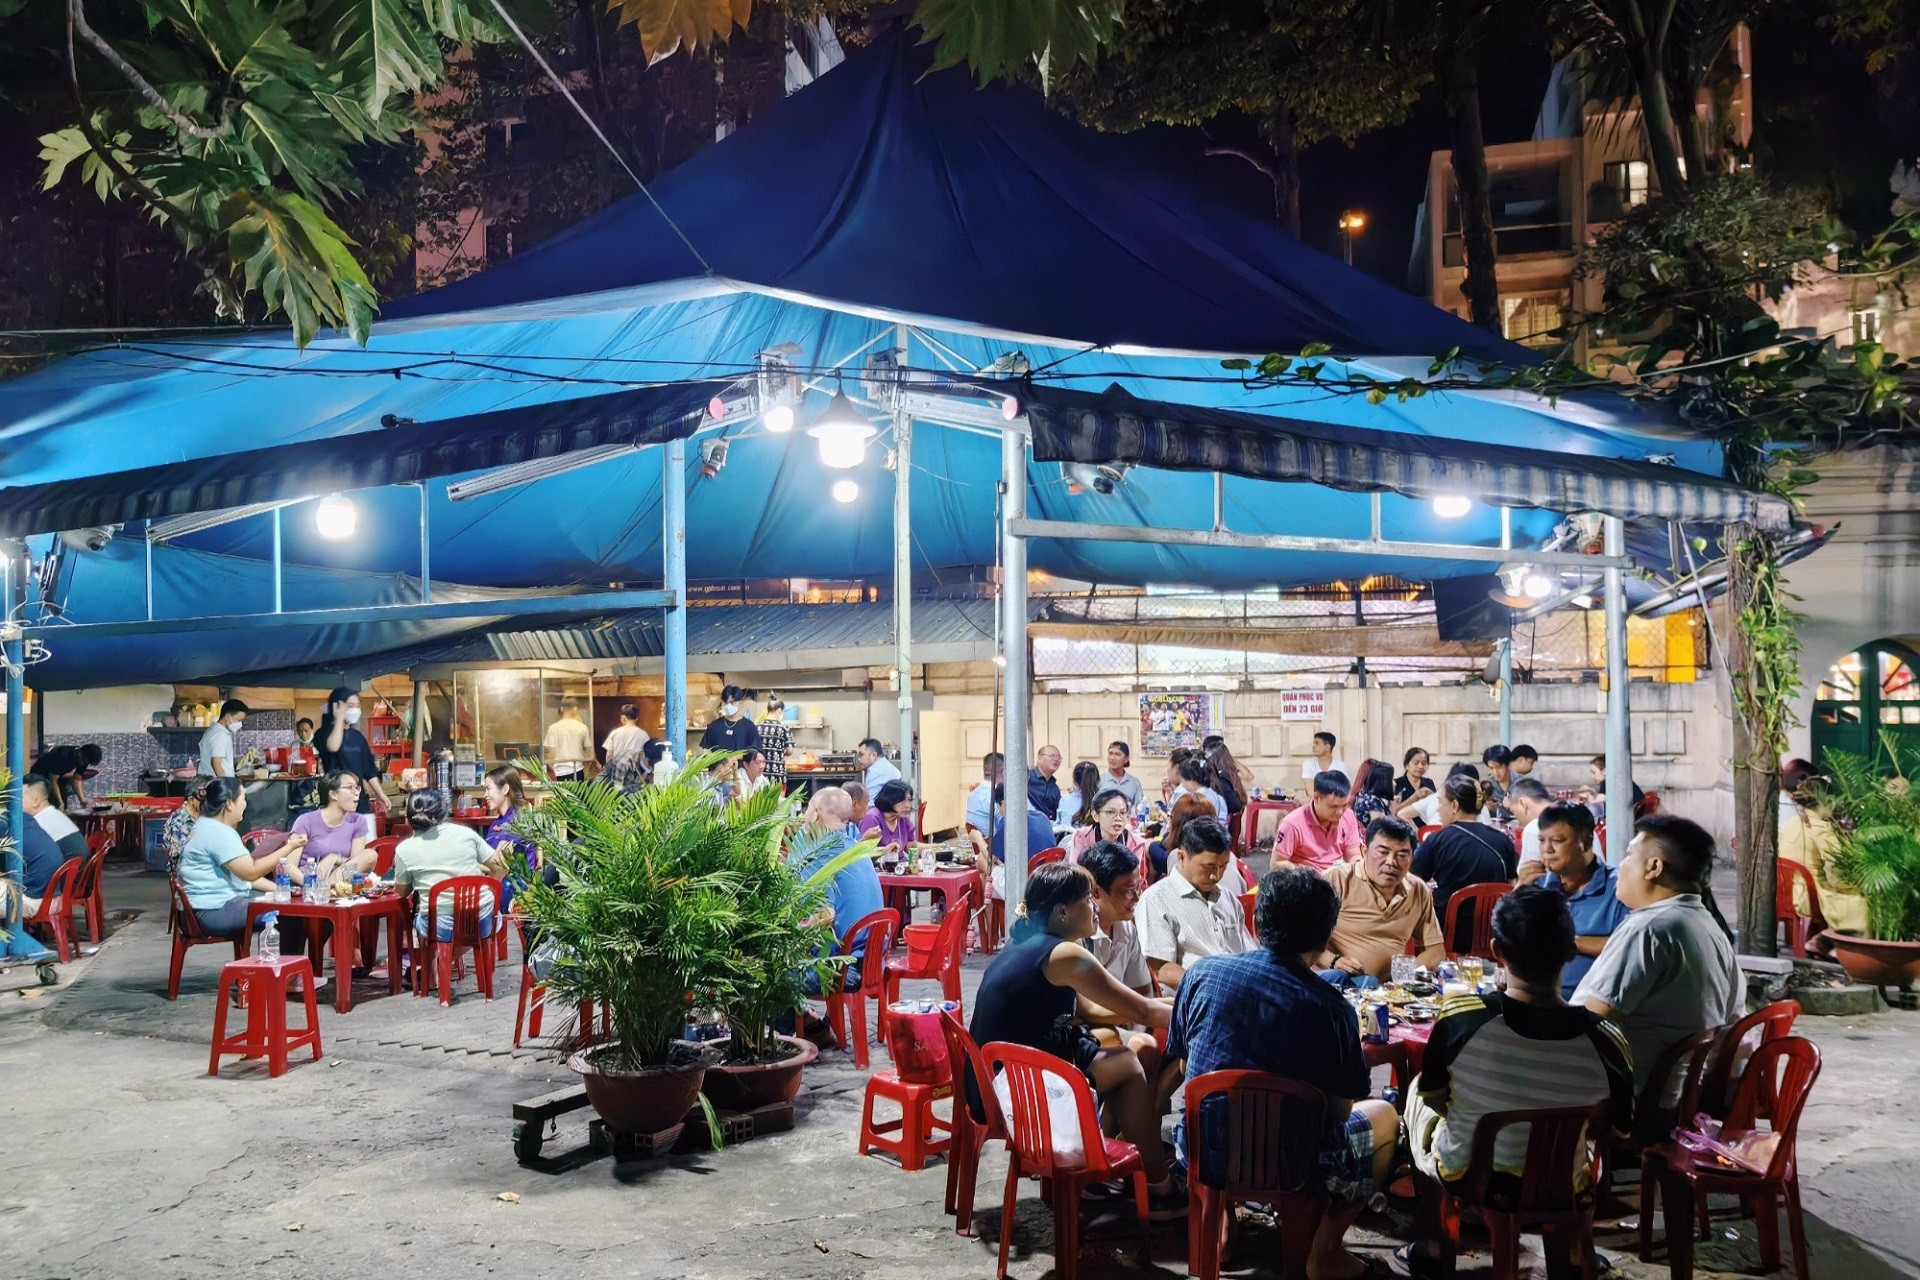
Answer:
[
  {"xmin": 176, "ymin": 778, "xmax": 305, "ymax": 936},
  {"xmin": 1067, "ymin": 786, "xmax": 1150, "ymax": 869},
  {"xmin": 290, "ymin": 770, "xmax": 375, "ymax": 883},
  {"xmin": 1412, "ymin": 776, "xmax": 1519, "ymax": 946},
  {"xmin": 1145, "ymin": 792, "xmax": 1216, "ymax": 881},
  {"xmin": 1778, "ymin": 758, "xmax": 1868, "ymax": 938},
  {"xmin": 1060, "ymin": 760, "xmax": 1101, "ymax": 827},
  {"xmin": 1349, "ymin": 760, "xmax": 1395, "ymax": 825},
  {"xmin": 392, "ymin": 789, "xmax": 507, "ymax": 943},
  {"xmin": 162, "ymin": 777, "xmax": 210, "ymax": 877},
  {"xmin": 482, "ymin": 764, "xmax": 536, "ymax": 870},
  {"xmin": 858, "ymin": 779, "xmax": 918, "ymax": 853},
  {"xmin": 968, "ymin": 863, "xmax": 1182, "ymax": 1218}
]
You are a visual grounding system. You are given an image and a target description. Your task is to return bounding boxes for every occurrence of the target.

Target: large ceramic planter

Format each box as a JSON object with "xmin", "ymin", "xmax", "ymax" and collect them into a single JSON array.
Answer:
[
  {"xmin": 703, "ymin": 1034, "xmax": 818, "ymax": 1111},
  {"xmin": 568, "ymin": 1050, "xmax": 706, "ymax": 1135},
  {"xmin": 1820, "ymin": 930, "xmax": 1920, "ymax": 995}
]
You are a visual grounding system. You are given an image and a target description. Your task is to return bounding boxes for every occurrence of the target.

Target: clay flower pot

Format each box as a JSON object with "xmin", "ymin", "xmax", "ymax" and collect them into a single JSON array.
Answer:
[
  {"xmin": 1820, "ymin": 930, "xmax": 1920, "ymax": 996},
  {"xmin": 703, "ymin": 1034, "xmax": 818, "ymax": 1111},
  {"xmin": 569, "ymin": 1049, "xmax": 706, "ymax": 1135}
]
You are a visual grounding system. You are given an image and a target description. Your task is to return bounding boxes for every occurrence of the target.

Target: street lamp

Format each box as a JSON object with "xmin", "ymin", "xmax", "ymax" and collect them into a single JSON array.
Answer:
[{"xmin": 1338, "ymin": 210, "xmax": 1367, "ymax": 265}]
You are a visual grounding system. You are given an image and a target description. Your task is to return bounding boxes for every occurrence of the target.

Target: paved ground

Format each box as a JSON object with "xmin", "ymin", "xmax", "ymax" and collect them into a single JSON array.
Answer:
[{"xmin": 2, "ymin": 863, "xmax": 1916, "ymax": 1280}]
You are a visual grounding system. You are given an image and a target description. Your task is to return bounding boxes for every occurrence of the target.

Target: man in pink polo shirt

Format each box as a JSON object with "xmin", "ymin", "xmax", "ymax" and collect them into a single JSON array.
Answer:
[{"xmin": 1276, "ymin": 769, "xmax": 1364, "ymax": 871}]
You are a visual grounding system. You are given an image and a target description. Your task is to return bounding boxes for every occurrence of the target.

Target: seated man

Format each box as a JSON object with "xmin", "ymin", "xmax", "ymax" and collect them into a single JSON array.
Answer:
[
  {"xmin": 1317, "ymin": 816, "xmax": 1444, "ymax": 986},
  {"xmin": 964, "ymin": 751, "xmax": 1005, "ymax": 839},
  {"xmin": 792, "ymin": 787, "xmax": 885, "ymax": 996},
  {"xmin": 22, "ymin": 774, "xmax": 89, "ymax": 865},
  {"xmin": 1401, "ymin": 885, "xmax": 1635, "ymax": 1277},
  {"xmin": 983, "ymin": 781, "xmax": 1058, "ymax": 894},
  {"xmin": 1534, "ymin": 801, "xmax": 1630, "ymax": 996},
  {"xmin": 1574, "ymin": 815, "xmax": 1742, "ymax": 1092},
  {"xmin": 1276, "ymin": 770, "xmax": 1362, "ymax": 871},
  {"xmin": 1169, "ymin": 865, "xmax": 1399, "ymax": 1280},
  {"xmin": 17, "ymin": 810, "xmax": 65, "ymax": 915},
  {"xmin": 1139, "ymin": 815, "xmax": 1254, "ymax": 989},
  {"xmin": 1506, "ymin": 777, "xmax": 1554, "ymax": 883},
  {"xmin": 1078, "ymin": 839, "xmax": 1161, "ymax": 1080}
]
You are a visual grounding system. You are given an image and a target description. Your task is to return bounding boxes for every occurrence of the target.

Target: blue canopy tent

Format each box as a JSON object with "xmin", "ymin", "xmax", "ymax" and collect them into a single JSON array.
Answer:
[{"xmin": 0, "ymin": 33, "xmax": 1788, "ymax": 902}]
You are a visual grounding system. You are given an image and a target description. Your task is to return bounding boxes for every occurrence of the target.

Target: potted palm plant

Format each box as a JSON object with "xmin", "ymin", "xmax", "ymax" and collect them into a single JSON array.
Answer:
[
  {"xmin": 511, "ymin": 758, "xmax": 764, "ymax": 1135},
  {"xmin": 1817, "ymin": 734, "xmax": 1920, "ymax": 998},
  {"xmin": 702, "ymin": 786, "xmax": 872, "ymax": 1110}
]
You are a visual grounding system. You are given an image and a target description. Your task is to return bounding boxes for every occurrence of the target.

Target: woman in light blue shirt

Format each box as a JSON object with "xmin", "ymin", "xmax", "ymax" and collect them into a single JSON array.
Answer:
[{"xmin": 177, "ymin": 778, "xmax": 304, "ymax": 934}]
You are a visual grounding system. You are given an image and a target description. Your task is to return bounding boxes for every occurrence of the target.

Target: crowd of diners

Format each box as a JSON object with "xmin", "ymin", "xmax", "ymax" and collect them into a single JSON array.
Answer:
[{"xmin": 919, "ymin": 735, "xmax": 1745, "ymax": 1277}]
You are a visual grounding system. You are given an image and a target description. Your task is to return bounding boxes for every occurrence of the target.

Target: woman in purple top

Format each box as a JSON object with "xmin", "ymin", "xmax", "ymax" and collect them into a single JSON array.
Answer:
[
  {"xmin": 857, "ymin": 780, "xmax": 917, "ymax": 852},
  {"xmin": 483, "ymin": 765, "xmax": 537, "ymax": 867},
  {"xmin": 290, "ymin": 770, "xmax": 374, "ymax": 881}
]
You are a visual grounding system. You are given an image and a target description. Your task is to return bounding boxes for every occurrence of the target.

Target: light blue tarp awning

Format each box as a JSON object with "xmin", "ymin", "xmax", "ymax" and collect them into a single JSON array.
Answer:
[{"xmin": 0, "ymin": 33, "xmax": 1740, "ymax": 689}]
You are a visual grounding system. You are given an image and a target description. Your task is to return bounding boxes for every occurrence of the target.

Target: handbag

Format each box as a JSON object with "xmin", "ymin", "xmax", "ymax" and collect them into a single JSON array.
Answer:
[{"xmin": 1044, "ymin": 1012, "xmax": 1102, "ymax": 1076}]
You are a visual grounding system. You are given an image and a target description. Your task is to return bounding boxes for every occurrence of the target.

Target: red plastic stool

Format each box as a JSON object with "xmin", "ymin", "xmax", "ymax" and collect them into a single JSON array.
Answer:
[
  {"xmin": 209, "ymin": 956, "xmax": 323, "ymax": 1078},
  {"xmin": 858, "ymin": 1068, "xmax": 954, "ymax": 1172},
  {"xmin": 514, "ymin": 962, "xmax": 611, "ymax": 1048}
]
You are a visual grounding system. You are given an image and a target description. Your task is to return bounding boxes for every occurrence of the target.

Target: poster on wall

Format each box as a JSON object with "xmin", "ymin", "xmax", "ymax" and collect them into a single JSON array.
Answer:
[
  {"xmin": 1139, "ymin": 692, "xmax": 1221, "ymax": 756},
  {"xmin": 1279, "ymin": 690, "xmax": 1326, "ymax": 721}
]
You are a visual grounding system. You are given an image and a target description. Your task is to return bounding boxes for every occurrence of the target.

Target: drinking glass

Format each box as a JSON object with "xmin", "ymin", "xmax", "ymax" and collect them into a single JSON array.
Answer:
[
  {"xmin": 1390, "ymin": 955, "xmax": 1417, "ymax": 987},
  {"xmin": 1459, "ymin": 956, "xmax": 1485, "ymax": 988}
]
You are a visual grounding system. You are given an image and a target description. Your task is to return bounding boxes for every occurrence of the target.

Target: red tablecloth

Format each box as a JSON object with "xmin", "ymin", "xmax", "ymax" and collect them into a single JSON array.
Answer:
[
  {"xmin": 246, "ymin": 894, "xmax": 407, "ymax": 1013},
  {"xmin": 1363, "ymin": 1019, "xmax": 1434, "ymax": 1091}
]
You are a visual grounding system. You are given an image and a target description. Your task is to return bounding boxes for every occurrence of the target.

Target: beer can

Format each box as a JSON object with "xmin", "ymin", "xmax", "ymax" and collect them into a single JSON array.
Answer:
[{"xmin": 1363, "ymin": 1001, "xmax": 1391, "ymax": 1045}]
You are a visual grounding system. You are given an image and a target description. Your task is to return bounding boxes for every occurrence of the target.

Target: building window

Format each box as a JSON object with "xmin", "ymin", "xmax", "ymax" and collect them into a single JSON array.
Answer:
[
  {"xmin": 1852, "ymin": 307, "xmax": 1883, "ymax": 347},
  {"xmin": 1500, "ymin": 293, "xmax": 1567, "ymax": 348},
  {"xmin": 1604, "ymin": 160, "xmax": 1650, "ymax": 209},
  {"xmin": 484, "ymin": 223, "xmax": 515, "ymax": 265}
]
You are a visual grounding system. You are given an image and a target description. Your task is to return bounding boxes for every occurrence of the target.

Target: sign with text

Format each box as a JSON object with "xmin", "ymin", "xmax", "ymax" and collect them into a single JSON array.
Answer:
[{"xmin": 1279, "ymin": 690, "xmax": 1326, "ymax": 721}]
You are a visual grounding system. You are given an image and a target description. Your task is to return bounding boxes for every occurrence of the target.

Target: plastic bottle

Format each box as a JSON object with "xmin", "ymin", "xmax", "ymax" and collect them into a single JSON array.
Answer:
[
  {"xmin": 261, "ymin": 917, "xmax": 281, "ymax": 963},
  {"xmin": 303, "ymin": 865, "xmax": 319, "ymax": 902},
  {"xmin": 273, "ymin": 865, "xmax": 291, "ymax": 903}
]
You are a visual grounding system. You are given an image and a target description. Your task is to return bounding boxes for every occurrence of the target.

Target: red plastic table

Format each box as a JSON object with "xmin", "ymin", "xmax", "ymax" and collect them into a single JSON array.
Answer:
[
  {"xmin": 1363, "ymin": 1019, "xmax": 1433, "ymax": 1093},
  {"xmin": 877, "ymin": 866, "xmax": 982, "ymax": 921},
  {"xmin": 246, "ymin": 893, "xmax": 407, "ymax": 1013}
]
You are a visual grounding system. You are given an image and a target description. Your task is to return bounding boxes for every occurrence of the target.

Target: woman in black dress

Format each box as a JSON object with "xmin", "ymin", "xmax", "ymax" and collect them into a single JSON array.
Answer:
[
  {"xmin": 317, "ymin": 686, "xmax": 389, "ymax": 816},
  {"xmin": 969, "ymin": 863, "xmax": 1180, "ymax": 1215},
  {"xmin": 1394, "ymin": 747, "xmax": 1434, "ymax": 803}
]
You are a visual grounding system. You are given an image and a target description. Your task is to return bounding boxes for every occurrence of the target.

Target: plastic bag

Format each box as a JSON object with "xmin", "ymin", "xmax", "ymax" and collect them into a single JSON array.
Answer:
[{"xmin": 992, "ymin": 1066, "xmax": 1087, "ymax": 1169}]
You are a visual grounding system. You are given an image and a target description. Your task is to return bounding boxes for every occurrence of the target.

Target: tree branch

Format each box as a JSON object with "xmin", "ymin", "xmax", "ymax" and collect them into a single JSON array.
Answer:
[{"xmin": 69, "ymin": 0, "xmax": 236, "ymax": 141}]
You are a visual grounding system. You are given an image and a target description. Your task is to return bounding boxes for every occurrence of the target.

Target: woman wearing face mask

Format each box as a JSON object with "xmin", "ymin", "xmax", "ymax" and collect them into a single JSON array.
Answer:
[{"xmin": 317, "ymin": 687, "xmax": 388, "ymax": 816}]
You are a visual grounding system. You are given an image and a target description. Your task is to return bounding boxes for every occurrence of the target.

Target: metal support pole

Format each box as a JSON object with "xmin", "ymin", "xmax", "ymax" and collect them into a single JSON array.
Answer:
[
  {"xmin": 1000, "ymin": 422, "xmax": 1031, "ymax": 908},
  {"xmin": 272, "ymin": 507, "xmax": 283, "ymax": 614},
  {"xmin": 1603, "ymin": 515, "xmax": 1633, "ymax": 863},
  {"xmin": 1211, "ymin": 473, "xmax": 1225, "ymax": 532},
  {"xmin": 1498, "ymin": 637, "xmax": 1514, "ymax": 745},
  {"xmin": 419, "ymin": 482, "xmax": 432, "ymax": 604},
  {"xmin": 894, "ymin": 403, "xmax": 915, "ymax": 791},
  {"xmin": 411, "ymin": 680, "xmax": 426, "ymax": 769},
  {"xmin": 663, "ymin": 437, "xmax": 688, "ymax": 762},
  {"xmin": 4, "ymin": 552, "xmax": 22, "ymax": 882},
  {"xmin": 144, "ymin": 531, "xmax": 153, "ymax": 621}
]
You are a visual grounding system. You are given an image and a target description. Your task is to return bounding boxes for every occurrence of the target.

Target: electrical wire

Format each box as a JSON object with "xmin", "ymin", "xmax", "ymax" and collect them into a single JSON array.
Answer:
[{"xmin": 483, "ymin": 0, "xmax": 714, "ymax": 278}]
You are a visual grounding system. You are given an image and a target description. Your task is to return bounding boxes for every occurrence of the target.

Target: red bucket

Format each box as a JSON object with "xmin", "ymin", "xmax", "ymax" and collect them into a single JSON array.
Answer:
[
  {"xmin": 902, "ymin": 923, "xmax": 941, "ymax": 967},
  {"xmin": 885, "ymin": 1003, "xmax": 954, "ymax": 1084}
]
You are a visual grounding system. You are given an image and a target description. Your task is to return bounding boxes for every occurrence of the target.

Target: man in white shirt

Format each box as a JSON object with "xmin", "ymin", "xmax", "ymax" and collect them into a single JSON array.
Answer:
[
  {"xmin": 1507, "ymin": 777, "xmax": 1553, "ymax": 881},
  {"xmin": 1299, "ymin": 730, "xmax": 1351, "ymax": 787},
  {"xmin": 1080, "ymin": 838, "xmax": 1162, "ymax": 1077},
  {"xmin": 601, "ymin": 702, "xmax": 650, "ymax": 787},
  {"xmin": 197, "ymin": 699, "xmax": 248, "ymax": 777},
  {"xmin": 737, "ymin": 749, "xmax": 769, "ymax": 797},
  {"xmin": 22, "ymin": 773, "xmax": 89, "ymax": 865},
  {"xmin": 1139, "ymin": 815, "xmax": 1253, "ymax": 988},
  {"xmin": 856, "ymin": 737, "xmax": 901, "ymax": 793},
  {"xmin": 543, "ymin": 698, "xmax": 594, "ymax": 779},
  {"xmin": 965, "ymin": 751, "xmax": 1005, "ymax": 836},
  {"xmin": 1102, "ymin": 741, "xmax": 1145, "ymax": 811}
]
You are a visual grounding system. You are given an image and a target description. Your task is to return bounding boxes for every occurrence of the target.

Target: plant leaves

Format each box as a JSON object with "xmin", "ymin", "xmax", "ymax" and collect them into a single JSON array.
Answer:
[
  {"xmin": 914, "ymin": 0, "xmax": 1126, "ymax": 87},
  {"xmin": 604, "ymin": 0, "xmax": 752, "ymax": 63},
  {"xmin": 219, "ymin": 188, "xmax": 377, "ymax": 346}
]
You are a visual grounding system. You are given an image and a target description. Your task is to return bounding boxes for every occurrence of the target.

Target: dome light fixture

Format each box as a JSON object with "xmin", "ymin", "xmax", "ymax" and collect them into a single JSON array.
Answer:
[
  {"xmin": 807, "ymin": 373, "xmax": 876, "ymax": 469},
  {"xmin": 1522, "ymin": 570, "xmax": 1555, "ymax": 600},
  {"xmin": 314, "ymin": 494, "xmax": 358, "ymax": 541},
  {"xmin": 1432, "ymin": 494, "xmax": 1472, "ymax": 519},
  {"xmin": 831, "ymin": 479, "xmax": 860, "ymax": 504}
]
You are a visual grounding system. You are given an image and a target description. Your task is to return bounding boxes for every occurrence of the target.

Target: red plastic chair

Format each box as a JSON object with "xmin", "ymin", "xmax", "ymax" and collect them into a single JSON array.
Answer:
[
  {"xmin": 1623, "ymin": 1028, "xmax": 1723, "ymax": 1259},
  {"xmin": 1239, "ymin": 889, "xmax": 1258, "ymax": 937},
  {"xmin": 166, "ymin": 879, "xmax": 250, "ymax": 999},
  {"xmin": 1774, "ymin": 862, "xmax": 1825, "ymax": 958},
  {"xmin": 514, "ymin": 961, "xmax": 610, "ymax": 1048},
  {"xmin": 1642, "ymin": 1037, "xmax": 1823, "ymax": 1280},
  {"xmin": 940, "ymin": 1008, "xmax": 1009, "ymax": 1236},
  {"xmin": 1184, "ymin": 1071, "xmax": 1329, "ymax": 1280},
  {"xmin": 881, "ymin": 891, "xmax": 970, "ymax": 1037},
  {"xmin": 240, "ymin": 828, "xmax": 289, "ymax": 854},
  {"xmin": 1240, "ymin": 799, "xmax": 1295, "ymax": 854},
  {"xmin": 823, "ymin": 908, "xmax": 899, "ymax": 1070},
  {"xmin": 1429, "ymin": 1101, "xmax": 1611, "ymax": 1280},
  {"xmin": 1416, "ymin": 824, "xmax": 1444, "ymax": 842},
  {"xmin": 24, "ymin": 857, "xmax": 82, "ymax": 962},
  {"xmin": 70, "ymin": 845, "xmax": 110, "ymax": 943},
  {"xmin": 414, "ymin": 876, "xmax": 501, "ymax": 1006},
  {"xmin": 982, "ymin": 1041, "xmax": 1152, "ymax": 1280},
  {"xmin": 84, "ymin": 827, "xmax": 114, "ymax": 858},
  {"xmin": 1700, "ymin": 1000, "xmax": 1801, "ymax": 1121},
  {"xmin": 367, "ymin": 835, "xmax": 402, "ymax": 876},
  {"xmin": 1442, "ymin": 882, "xmax": 1513, "ymax": 958},
  {"xmin": 1029, "ymin": 845, "xmax": 1068, "ymax": 868}
]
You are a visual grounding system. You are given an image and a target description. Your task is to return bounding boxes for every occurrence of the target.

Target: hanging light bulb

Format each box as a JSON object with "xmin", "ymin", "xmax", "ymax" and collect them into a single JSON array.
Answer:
[
  {"xmin": 831, "ymin": 479, "xmax": 860, "ymax": 504},
  {"xmin": 1432, "ymin": 494, "xmax": 1472, "ymax": 519},
  {"xmin": 314, "ymin": 494, "xmax": 358, "ymax": 541},
  {"xmin": 763, "ymin": 402, "xmax": 796, "ymax": 433},
  {"xmin": 1523, "ymin": 570, "xmax": 1555, "ymax": 600},
  {"xmin": 807, "ymin": 373, "xmax": 875, "ymax": 469}
]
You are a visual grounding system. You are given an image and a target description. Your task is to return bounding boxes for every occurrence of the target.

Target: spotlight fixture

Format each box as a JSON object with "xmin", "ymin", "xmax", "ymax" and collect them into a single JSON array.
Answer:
[
  {"xmin": 1062, "ymin": 461, "xmax": 1130, "ymax": 496},
  {"xmin": 699, "ymin": 438, "xmax": 730, "ymax": 478},
  {"xmin": 1522, "ymin": 571, "xmax": 1555, "ymax": 600},
  {"xmin": 808, "ymin": 374, "xmax": 876, "ymax": 469},
  {"xmin": 757, "ymin": 344, "xmax": 802, "ymax": 433},
  {"xmin": 1431, "ymin": 494, "xmax": 1471, "ymax": 519},
  {"xmin": 314, "ymin": 494, "xmax": 358, "ymax": 541},
  {"xmin": 831, "ymin": 480, "xmax": 860, "ymax": 504}
]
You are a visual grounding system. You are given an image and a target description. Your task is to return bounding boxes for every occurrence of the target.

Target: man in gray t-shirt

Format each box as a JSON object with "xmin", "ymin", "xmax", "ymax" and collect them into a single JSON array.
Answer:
[{"xmin": 1573, "ymin": 816, "xmax": 1742, "ymax": 1089}]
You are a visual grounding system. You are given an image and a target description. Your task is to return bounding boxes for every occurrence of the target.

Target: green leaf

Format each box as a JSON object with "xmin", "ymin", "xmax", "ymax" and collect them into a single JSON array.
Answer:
[
  {"xmin": 310, "ymin": 0, "xmax": 450, "ymax": 114},
  {"xmin": 37, "ymin": 128, "xmax": 93, "ymax": 190},
  {"xmin": 1299, "ymin": 342, "xmax": 1333, "ymax": 358},
  {"xmin": 1365, "ymin": 386, "xmax": 1387, "ymax": 405},
  {"xmin": 1220, "ymin": 357, "xmax": 1252, "ymax": 371},
  {"xmin": 914, "ymin": 0, "xmax": 1126, "ymax": 86},
  {"xmin": 219, "ymin": 188, "xmax": 377, "ymax": 346}
]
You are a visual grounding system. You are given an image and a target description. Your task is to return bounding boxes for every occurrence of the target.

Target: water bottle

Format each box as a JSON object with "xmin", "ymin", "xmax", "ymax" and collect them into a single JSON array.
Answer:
[
  {"xmin": 303, "ymin": 866, "xmax": 319, "ymax": 902},
  {"xmin": 261, "ymin": 917, "xmax": 281, "ymax": 963},
  {"xmin": 273, "ymin": 865, "xmax": 291, "ymax": 903}
]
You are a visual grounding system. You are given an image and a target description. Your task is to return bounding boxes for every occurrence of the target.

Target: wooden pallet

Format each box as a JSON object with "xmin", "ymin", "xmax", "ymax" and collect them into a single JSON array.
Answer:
[{"xmin": 512, "ymin": 1086, "xmax": 794, "ymax": 1167}]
